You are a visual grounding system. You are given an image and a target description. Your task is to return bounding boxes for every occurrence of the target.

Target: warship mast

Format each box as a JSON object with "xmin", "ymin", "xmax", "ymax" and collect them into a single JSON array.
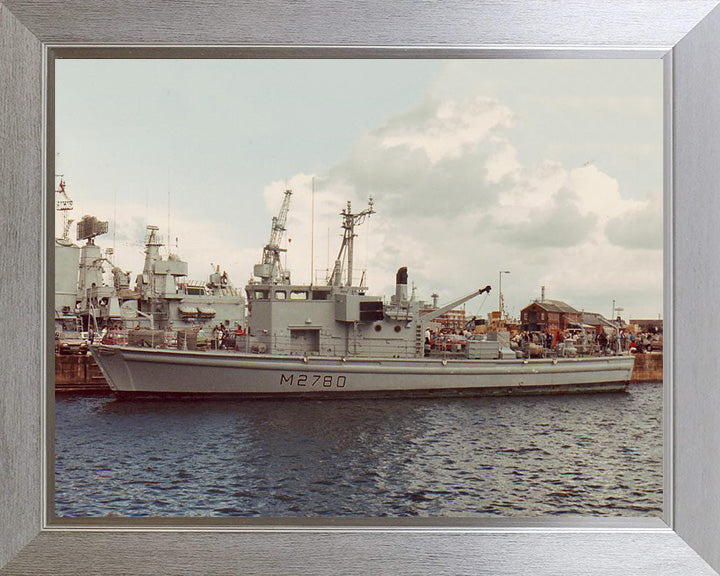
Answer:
[
  {"xmin": 55, "ymin": 177, "xmax": 74, "ymax": 243},
  {"xmin": 329, "ymin": 196, "xmax": 374, "ymax": 287}
]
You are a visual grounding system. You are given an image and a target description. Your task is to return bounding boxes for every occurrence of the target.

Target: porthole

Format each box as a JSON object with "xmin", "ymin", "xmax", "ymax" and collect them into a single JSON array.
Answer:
[
  {"xmin": 374, "ymin": 324, "xmax": 382, "ymax": 332},
  {"xmin": 394, "ymin": 325, "xmax": 401, "ymax": 333}
]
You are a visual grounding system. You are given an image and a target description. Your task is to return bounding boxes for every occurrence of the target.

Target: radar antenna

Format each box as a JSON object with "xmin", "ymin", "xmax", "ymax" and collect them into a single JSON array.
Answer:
[
  {"xmin": 55, "ymin": 177, "xmax": 74, "ymax": 242},
  {"xmin": 254, "ymin": 189, "xmax": 292, "ymax": 284},
  {"xmin": 329, "ymin": 196, "xmax": 375, "ymax": 287},
  {"xmin": 76, "ymin": 214, "xmax": 108, "ymax": 245}
]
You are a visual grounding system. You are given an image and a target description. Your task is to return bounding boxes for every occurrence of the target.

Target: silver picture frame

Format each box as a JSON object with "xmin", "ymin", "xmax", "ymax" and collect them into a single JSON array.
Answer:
[{"xmin": 2, "ymin": 1, "xmax": 720, "ymax": 574}]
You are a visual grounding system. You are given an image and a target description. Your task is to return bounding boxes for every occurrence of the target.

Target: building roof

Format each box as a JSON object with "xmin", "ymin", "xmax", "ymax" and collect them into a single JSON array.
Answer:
[
  {"xmin": 523, "ymin": 299, "xmax": 580, "ymax": 314},
  {"xmin": 582, "ymin": 312, "xmax": 614, "ymax": 327},
  {"xmin": 630, "ymin": 318, "xmax": 664, "ymax": 329}
]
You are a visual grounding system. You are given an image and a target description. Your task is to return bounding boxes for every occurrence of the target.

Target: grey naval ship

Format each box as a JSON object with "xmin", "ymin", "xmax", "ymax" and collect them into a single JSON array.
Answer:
[
  {"xmin": 91, "ymin": 191, "xmax": 635, "ymax": 399},
  {"xmin": 55, "ymin": 178, "xmax": 245, "ymax": 338}
]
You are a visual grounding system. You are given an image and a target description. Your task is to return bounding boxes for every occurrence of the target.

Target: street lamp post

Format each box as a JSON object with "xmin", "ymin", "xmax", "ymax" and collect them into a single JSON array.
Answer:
[
  {"xmin": 612, "ymin": 299, "xmax": 625, "ymax": 323},
  {"xmin": 611, "ymin": 300, "xmax": 624, "ymax": 354},
  {"xmin": 499, "ymin": 270, "xmax": 511, "ymax": 322}
]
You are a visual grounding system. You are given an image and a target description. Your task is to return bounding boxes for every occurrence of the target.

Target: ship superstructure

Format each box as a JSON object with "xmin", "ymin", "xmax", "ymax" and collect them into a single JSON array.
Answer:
[
  {"xmin": 121, "ymin": 225, "xmax": 245, "ymax": 331},
  {"xmin": 244, "ymin": 195, "xmax": 491, "ymax": 358},
  {"xmin": 54, "ymin": 178, "xmax": 81, "ymax": 317},
  {"xmin": 54, "ymin": 178, "xmax": 119, "ymax": 328},
  {"xmin": 53, "ymin": 179, "xmax": 245, "ymax": 334}
]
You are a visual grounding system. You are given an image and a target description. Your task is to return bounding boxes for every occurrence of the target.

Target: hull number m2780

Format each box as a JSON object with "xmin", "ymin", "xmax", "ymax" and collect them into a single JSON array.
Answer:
[{"xmin": 279, "ymin": 373, "xmax": 347, "ymax": 388}]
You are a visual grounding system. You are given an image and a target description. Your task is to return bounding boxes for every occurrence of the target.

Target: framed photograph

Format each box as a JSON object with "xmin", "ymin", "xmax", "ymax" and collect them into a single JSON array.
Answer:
[
  {"xmin": 2, "ymin": 1, "xmax": 720, "ymax": 574},
  {"xmin": 50, "ymin": 56, "xmax": 665, "ymax": 522}
]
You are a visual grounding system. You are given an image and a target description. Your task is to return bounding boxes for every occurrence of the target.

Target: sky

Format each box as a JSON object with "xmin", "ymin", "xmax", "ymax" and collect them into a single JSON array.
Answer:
[{"xmin": 55, "ymin": 59, "xmax": 663, "ymax": 321}]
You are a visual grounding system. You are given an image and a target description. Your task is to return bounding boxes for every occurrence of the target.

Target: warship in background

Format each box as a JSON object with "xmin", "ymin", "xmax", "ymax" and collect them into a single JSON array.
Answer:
[
  {"xmin": 91, "ymin": 189, "xmax": 635, "ymax": 399},
  {"xmin": 54, "ymin": 178, "xmax": 245, "ymax": 362}
]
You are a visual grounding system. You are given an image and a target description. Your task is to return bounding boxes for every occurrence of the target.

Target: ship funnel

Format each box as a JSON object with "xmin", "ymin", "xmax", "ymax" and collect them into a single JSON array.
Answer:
[{"xmin": 395, "ymin": 266, "xmax": 408, "ymax": 303}]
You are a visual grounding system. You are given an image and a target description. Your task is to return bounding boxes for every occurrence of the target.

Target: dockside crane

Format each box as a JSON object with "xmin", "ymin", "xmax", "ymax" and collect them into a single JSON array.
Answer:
[
  {"xmin": 254, "ymin": 189, "xmax": 293, "ymax": 284},
  {"xmin": 418, "ymin": 285, "xmax": 493, "ymax": 325}
]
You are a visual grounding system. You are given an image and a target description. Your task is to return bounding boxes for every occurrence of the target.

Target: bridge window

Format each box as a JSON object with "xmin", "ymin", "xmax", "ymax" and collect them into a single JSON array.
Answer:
[{"xmin": 360, "ymin": 301, "xmax": 384, "ymax": 322}]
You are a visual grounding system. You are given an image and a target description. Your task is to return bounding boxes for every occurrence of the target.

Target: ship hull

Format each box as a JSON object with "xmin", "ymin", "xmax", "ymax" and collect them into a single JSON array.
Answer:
[{"xmin": 91, "ymin": 345, "xmax": 634, "ymax": 399}]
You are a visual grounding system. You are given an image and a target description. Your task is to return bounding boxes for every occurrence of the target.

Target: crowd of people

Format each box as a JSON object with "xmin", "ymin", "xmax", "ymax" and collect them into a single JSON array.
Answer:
[
  {"xmin": 512, "ymin": 328, "xmax": 662, "ymax": 355},
  {"xmin": 207, "ymin": 323, "xmax": 246, "ymax": 350},
  {"xmin": 424, "ymin": 324, "xmax": 662, "ymax": 357},
  {"xmin": 96, "ymin": 319, "xmax": 661, "ymax": 356}
]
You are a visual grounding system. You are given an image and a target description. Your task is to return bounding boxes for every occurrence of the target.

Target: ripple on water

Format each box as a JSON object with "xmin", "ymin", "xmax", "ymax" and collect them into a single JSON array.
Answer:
[{"xmin": 54, "ymin": 383, "xmax": 663, "ymax": 517}]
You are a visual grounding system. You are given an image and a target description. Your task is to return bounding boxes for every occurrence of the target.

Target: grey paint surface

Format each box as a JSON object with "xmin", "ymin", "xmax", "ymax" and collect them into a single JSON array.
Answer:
[
  {"xmin": 1, "ymin": 0, "xmax": 718, "ymax": 46},
  {"xmin": 3, "ymin": 531, "xmax": 719, "ymax": 576},
  {"xmin": 1, "ymin": 0, "xmax": 720, "ymax": 574},
  {"xmin": 0, "ymin": 2, "xmax": 42, "ymax": 569},
  {"xmin": 673, "ymin": 5, "xmax": 720, "ymax": 571}
]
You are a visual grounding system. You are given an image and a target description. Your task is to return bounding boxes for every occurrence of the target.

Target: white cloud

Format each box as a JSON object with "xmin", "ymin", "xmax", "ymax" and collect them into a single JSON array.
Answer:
[
  {"xmin": 273, "ymin": 93, "xmax": 662, "ymax": 318},
  {"xmin": 567, "ymin": 165, "xmax": 644, "ymax": 220},
  {"xmin": 379, "ymin": 97, "xmax": 513, "ymax": 164},
  {"xmin": 486, "ymin": 144, "xmax": 520, "ymax": 184},
  {"xmin": 496, "ymin": 189, "xmax": 597, "ymax": 249},
  {"xmin": 496, "ymin": 160, "xmax": 568, "ymax": 214},
  {"xmin": 605, "ymin": 188, "xmax": 663, "ymax": 250}
]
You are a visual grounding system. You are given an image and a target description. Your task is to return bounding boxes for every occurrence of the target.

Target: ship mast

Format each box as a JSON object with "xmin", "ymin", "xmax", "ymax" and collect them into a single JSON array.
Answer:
[
  {"xmin": 329, "ymin": 197, "xmax": 374, "ymax": 287},
  {"xmin": 255, "ymin": 189, "xmax": 292, "ymax": 284},
  {"xmin": 142, "ymin": 225, "xmax": 163, "ymax": 279},
  {"xmin": 55, "ymin": 177, "xmax": 74, "ymax": 242}
]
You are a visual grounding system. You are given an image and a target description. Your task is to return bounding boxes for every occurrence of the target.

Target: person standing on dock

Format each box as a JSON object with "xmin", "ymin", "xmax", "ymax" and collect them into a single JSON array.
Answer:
[{"xmin": 598, "ymin": 330, "xmax": 608, "ymax": 353}]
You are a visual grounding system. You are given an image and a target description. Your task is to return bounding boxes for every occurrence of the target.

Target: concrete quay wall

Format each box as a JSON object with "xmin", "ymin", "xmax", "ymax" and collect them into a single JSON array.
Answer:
[
  {"xmin": 55, "ymin": 354, "xmax": 110, "ymax": 393},
  {"xmin": 630, "ymin": 352, "xmax": 663, "ymax": 383}
]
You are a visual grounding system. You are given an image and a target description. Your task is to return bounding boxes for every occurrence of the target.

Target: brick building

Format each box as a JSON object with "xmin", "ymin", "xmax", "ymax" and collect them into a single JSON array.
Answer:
[{"xmin": 520, "ymin": 299, "xmax": 581, "ymax": 334}]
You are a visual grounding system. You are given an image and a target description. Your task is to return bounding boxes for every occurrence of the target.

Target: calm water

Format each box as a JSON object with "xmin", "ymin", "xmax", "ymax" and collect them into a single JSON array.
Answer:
[{"xmin": 54, "ymin": 383, "xmax": 662, "ymax": 517}]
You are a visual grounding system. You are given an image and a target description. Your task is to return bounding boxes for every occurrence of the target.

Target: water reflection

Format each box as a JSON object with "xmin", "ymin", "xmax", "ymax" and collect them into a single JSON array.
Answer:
[{"xmin": 55, "ymin": 384, "xmax": 662, "ymax": 517}]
